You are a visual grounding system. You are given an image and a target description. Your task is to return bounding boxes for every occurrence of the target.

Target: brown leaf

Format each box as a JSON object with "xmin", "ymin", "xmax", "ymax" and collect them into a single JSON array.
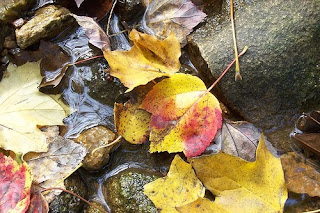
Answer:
[
  {"xmin": 293, "ymin": 133, "xmax": 320, "ymax": 157},
  {"xmin": 144, "ymin": 0, "xmax": 206, "ymax": 43},
  {"xmin": 281, "ymin": 152, "xmax": 320, "ymax": 197},
  {"xmin": 10, "ymin": 40, "xmax": 71, "ymax": 88},
  {"xmin": 27, "ymin": 191, "xmax": 49, "ymax": 213},
  {"xmin": 71, "ymin": 14, "xmax": 110, "ymax": 50},
  {"xmin": 296, "ymin": 111, "xmax": 320, "ymax": 133}
]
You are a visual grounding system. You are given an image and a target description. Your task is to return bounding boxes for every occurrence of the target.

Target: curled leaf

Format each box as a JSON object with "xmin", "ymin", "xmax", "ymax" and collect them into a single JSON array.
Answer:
[{"xmin": 103, "ymin": 29, "xmax": 181, "ymax": 92}]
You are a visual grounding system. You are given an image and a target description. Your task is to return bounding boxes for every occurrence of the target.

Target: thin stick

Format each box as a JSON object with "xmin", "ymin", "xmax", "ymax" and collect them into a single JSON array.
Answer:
[
  {"xmin": 207, "ymin": 46, "xmax": 248, "ymax": 92},
  {"xmin": 41, "ymin": 187, "xmax": 107, "ymax": 213},
  {"xmin": 304, "ymin": 209, "xmax": 320, "ymax": 213},
  {"xmin": 92, "ymin": 135, "xmax": 122, "ymax": 154},
  {"xmin": 106, "ymin": 0, "xmax": 118, "ymax": 36},
  {"xmin": 69, "ymin": 55, "xmax": 104, "ymax": 66},
  {"xmin": 230, "ymin": 0, "xmax": 242, "ymax": 81}
]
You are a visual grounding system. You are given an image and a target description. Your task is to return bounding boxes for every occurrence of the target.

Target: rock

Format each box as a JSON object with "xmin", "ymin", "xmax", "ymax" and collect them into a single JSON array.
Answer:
[
  {"xmin": 16, "ymin": 5, "xmax": 73, "ymax": 49},
  {"xmin": 83, "ymin": 201, "xmax": 107, "ymax": 213},
  {"xmin": 103, "ymin": 169, "xmax": 159, "ymax": 213},
  {"xmin": 0, "ymin": 0, "xmax": 35, "ymax": 22},
  {"xmin": 75, "ymin": 126, "xmax": 117, "ymax": 171},
  {"xmin": 3, "ymin": 34, "xmax": 17, "ymax": 49},
  {"xmin": 49, "ymin": 173, "xmax": 88, "ymax": 213},
  {"xmin": 115, "ymin": 0, "xmax": 144, "ymax": 22},
  {"xmin": 188, "ymin": 0, "xmax": 320, "ymax": 130},
  {"xmin": 0, "ymin": 21, "xmax": 12, "ymax": 51}
]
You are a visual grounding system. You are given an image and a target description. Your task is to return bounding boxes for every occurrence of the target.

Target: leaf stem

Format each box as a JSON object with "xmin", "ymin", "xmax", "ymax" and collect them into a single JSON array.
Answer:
[
  {"xmin": 41, "ymin": 187, "xmax": 107, "ymax": 213},
  {"xmin": 106, "ymin": 0, "xmax": 118, "ymax": 36},
  {"xmin": 92, "ymin": 135, "xmax": 122, "ymax": 154},
  {"xmin": 230, "ymin": 0, "xmax": 241, "ymax": 81},
  {"xmin": 207, "ymin": 46, "xmax": 248, "ymax": 92},
  {"xmin": 69, "ymin": 55, "xmax": 104, "ymax": 66}
]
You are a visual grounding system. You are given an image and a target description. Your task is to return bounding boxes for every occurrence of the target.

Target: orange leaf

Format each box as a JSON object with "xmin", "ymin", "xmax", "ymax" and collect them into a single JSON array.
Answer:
[
  {"xmin": 103, "ymin": 29, "xmax": 181, "ymax": 92},
  {"xmin": 141, "ymin": 73, "xmax": 222, "ymax": 157},
  {"xmin": 0, "ymin": 153, "xmax": 32, "ymax": 212}
]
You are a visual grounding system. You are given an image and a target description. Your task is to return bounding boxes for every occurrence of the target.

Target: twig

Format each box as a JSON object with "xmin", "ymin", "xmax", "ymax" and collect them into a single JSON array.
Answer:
[
  {"xmin": 304, "ymin": 113, "xmax": 320, "ymax": 126},
  {"xmin": 69, "ymin": 55, "xmax": 104, "ymax": 66},
  {"xmin": 207, "ymin": 46, "xmax": 248, "ymax": 92},
  {"xmin": 41, "ymin": 187, "xmax": 107, "ymax": 213},
  {"xmin": 92, "ymin": 135, "xmax": 122, "ymax": 154},
  {"xmin": 230, "ymin": 0, "xmax": 242, "ymax": 81},
  {"xmin": 106, "ymin": 0, "xmax": 118, "ymax": 36},
  {"xmin": 304, "ymin": 209, "xmax": 320, "ymax": 213}
]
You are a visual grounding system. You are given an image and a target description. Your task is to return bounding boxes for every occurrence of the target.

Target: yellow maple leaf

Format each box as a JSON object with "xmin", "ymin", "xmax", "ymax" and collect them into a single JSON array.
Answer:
[
  {"xmin": 0, "ymin": 62, "xmax": 69, "ymax": 155},
  {"xmin": 144, "ymin": 155, "xmax": 205, "ymax": 212},
  {"xmin": 114, "ymin": 83, "xmax": 153, "ymax": 144},
  {"xmin": 182, "ymin": 135, "xmax": 287, "ymax": 213},
  {"xmin": 103, "ymin": 29, "xmax": 181, "ymax": 92}
]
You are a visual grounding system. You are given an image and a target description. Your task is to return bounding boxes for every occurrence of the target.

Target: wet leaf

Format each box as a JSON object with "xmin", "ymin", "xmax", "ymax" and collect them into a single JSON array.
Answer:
[
  {"xmin": 26, "ymin": 126, "xmax": 86, "ymax": 202},
  {"xmin": 293, "ymin": 133, "xmax": 320, "ymax": 157},
  {"xmin": 0, "ymin": 153, "xmax": 32, "ymax": 212},
  {"xmin": 11, "ymin": 41, "xmax": 71, "ymax": 88},
  {"xmin": 27, "ymin": 191, "xmax": 49, "ymax": 213},
  {"xmin": 103, "ymin": 29, "xmax": 181, "ymax": 92},
  {"xmin": 144, "ymin": 0, "xmax": 206, "ymax": 43},
  {"xmin": 141, "ymin": 73, "xmax": 222, "ymax": 157},
  {"xmin": 189, "ymin": 135, "xmax": 288, "ymax": 213},
  {"xmin": 0, "ymin": 62, "xmax": 69, "ymax": 155},
  {"xmin": 71, "ymin": 14, "xmax": 110, "ymax": 50},
  {"xmin": 114, "ymin": 84, "xmax": 153, "ymax": 144},
  {"xmin": 144, "ymin": 155, "xmax": 205, "ymax": 212},
  {"xmin": 281, "ymin": 152, "xmax": 320, "ymax": 197}
]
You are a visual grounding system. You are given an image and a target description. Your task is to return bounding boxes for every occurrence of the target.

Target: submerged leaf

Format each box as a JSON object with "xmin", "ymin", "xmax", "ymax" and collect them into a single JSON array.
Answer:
[
  {"xmin": 144, "ymin": 0, "xmax": 206, "ymax": 43},
  {"xmin": 0, "ymin": 62, "xmax": 69, "ymax": 155},
  {"xmin": 103, "ymin": 29, "xmax": 181, "ymax": 92},
  {"xmin": 144, "ymin": 155, "xmax": 205, "ymax": 212},
  {"xmin": 281, "ymin": 152, "xmax": 320, "ymax": 197},
  {"xmin": 189, "ymin": 135, "xmax": 287, "ymax": 213},
  {"xmin": 0, "ymin": 153, "xmax": 32, "ymax": 212},
  {"xmin": 141, "ymin": 73, "xmax": 222, "ymax": 157}
]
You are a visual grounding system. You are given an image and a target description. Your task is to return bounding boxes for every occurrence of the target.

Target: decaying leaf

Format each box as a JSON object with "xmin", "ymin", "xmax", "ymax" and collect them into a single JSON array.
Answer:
[
  {"xmin": 189, "ymin": 135, "xmax": 287, "ymax": 213},
  {"xmin": 103, "ymin": 29, "xmax": 181, "ymax": 92},
  {"xmin": 114, "ymin": 84, "xmax": 153, "ymax": 144},
  {"xmin": 0, "ymin": 153, "xmax": 32, "ymax": 212},
  {"xmin": 281, "ymin": 152, "xmax": 320, "ymax": 197},
  {"xmin": 144, "ymin": 155, "xmax": 205, "ymax": 212},
  {"xmin": 71, "ymin": 14, "xmax": 110, "ymax": 50},
  {"xmin": 293, "ymin": 133, "xmax": 320, "ymax": 157},
  {"xmin": 27, "ymin": 191, "xmax": 49, "ymax": 213},
  {"xmin": 141, "ymin": 73, "xmax": 222, "ymax": 157},
  {"xmin": 144, "ymin": 0, "xmax": 206, "ymax": 43},
  {"xmin": 27, "ymin": 126, "xmax": 86, "ymax": 202},
  {"xmin": 11, "ymin": 40, "xmax": 71, "ymax": 88},
  {"xmin": 0, "ymin": 62, "xmax": 69, "ymax": 155}
]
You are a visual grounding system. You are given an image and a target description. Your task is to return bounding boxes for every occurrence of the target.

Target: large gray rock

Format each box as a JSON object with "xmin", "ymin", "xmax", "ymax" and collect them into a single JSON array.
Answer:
[
  {"xmin": 16, "ymin": 5, "xmax": 73, "ymax": 49},
  {"xmin": 188, "ymin": 0, "xmax": 320, "ymax": 130},
  {"xmin": 0, "ymin": 0, "xmax": 35, "ymax": 22}
]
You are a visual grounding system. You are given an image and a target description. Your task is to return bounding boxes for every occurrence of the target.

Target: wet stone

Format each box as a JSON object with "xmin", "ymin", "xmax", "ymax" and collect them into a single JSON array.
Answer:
[
  {"xmin": 75, "ymin": 126, "xmax": 117, "ymax": 171},
  {"xmin": 16, "ymin": 5, "xmax": 74, "ymax": 49},
  {"xmin": 103, "ymin": 169, "xmax": 159, "ymax": 213},
  {"xmin": 188, "ymin": 0, "xmax": 320, "ymax": 130},
  {"xmin": 0, "ymin": 0, "xmax": 35, "ymax": 22},
  {"xmin": 49, "ymin": 173, "xmax": 88, "ymax": 213},
  {"xmin": 115, "ymin": 0, "xmax": 145, "ymax": 23}
]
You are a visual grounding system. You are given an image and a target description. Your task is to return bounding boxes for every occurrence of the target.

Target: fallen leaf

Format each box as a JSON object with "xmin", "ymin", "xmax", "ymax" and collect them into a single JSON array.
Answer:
[
  {"xmin": 11, "ymin": 40, "xmax": 71, "ymax": 88},
  {"xmin": 141, "ymin": 73, "xmax": 222, "ymax": 157},
  {"xmin": 74, "ymin": 0, "xmax": 85, "ymax": 7},
  {"xmin": 0, "ymin": 153, "xmax": 32, "ymax": 212},
  {"xmin": 27, "ymin": 126, "xmax": 86, "ymax": 202},
  {"xmin": 27, "ymin": 191, "xmax": 49, "ymax": 213},
  {"xmin": 114, "ymin": 84, "xmax": 152, "ymax": 144},
  {"xmin": 143, "ymin": 0, "xmax": 206, "ymax": 43},
  {"xmin": 71, "ymin": 14, "xmax": 110, "ymax": 50},
  {"xmin": 103, "ymin": 29, "xmax": 181, "ymax": 92},
  {"xmin": 296, "ymin": 111, "xmax": 320, "ymax": 133},
  {"xmin": 281, "ymin": 152, "xmax": 320, "ymax": 197},
  {"xmin": 189, "ymin": 135, "xmax": 287, "ymax": 213},
  {"xmin": 293, "ymin": 133, "xmax": 320, "ymax": 157},
  {"xmin": 0, "ymin": 62, "xmax": 69, "ymax": 155},
  {"xmin": 144, "ymin": 155, "xmax": 205, "ymax": 212},
  {"xmin": 207, "ymin": 120, "xmax": 277, "ymax": 161}
]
